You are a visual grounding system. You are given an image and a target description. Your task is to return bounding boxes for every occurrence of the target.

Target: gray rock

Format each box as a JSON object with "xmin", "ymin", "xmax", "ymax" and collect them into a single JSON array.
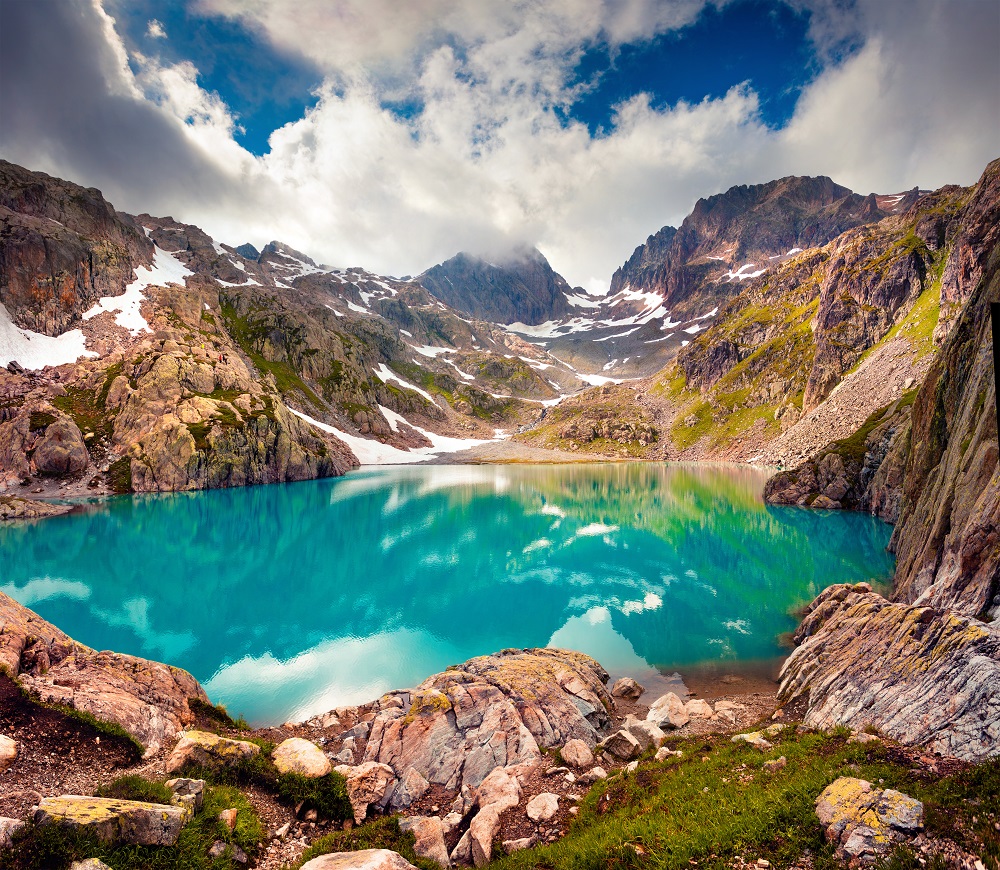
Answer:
[
  {"xmin": 389, "ymin": 766, "xmax": 430, "ymax": 810},
  {"xmin": 34, "ymin": 418, "xmax": 89, "ymax": 475},
  {"xmin": 526, "ymin": 792, "xmax": 559, "ymax": 822},
  {"xmin": 451, "ymin": 829, "xmax": 473, "ymax": 865},
  {"xmin": 0, "ymin": 817, "xmax": 25, "ymax": 848},
  {"xmin": 646, "ymin": 692, "xmax": 690, "ymax": 730},
  {"xmin": 502, "ymin": 835, "xmax": 537, "ymax": 852},
  {"xmin": 577, "ymin": 766, "xmax": 608, "ymax": 784},
  {"xmin": 610, "ymin": 677, "xmax": 644, "ymax": 700},
  {"xmin": 623, "ymin": 715, "xmax": 666, "ymax": 751},
  {"xmin": 34, "ymin": 795, "xmax": 187, "ymax": 846},
  {"xmin": 300, "ymin": 849, "xmax": 419, "ymax": 870},
  {"xmin": 560, "ymin": 738, "xmax": 593, "ymax": 769},
  {"xmin": 165, "ymin": 777, "xmax": 204, "ymax": 812},
  {"xmin": 599, "ymin": 729, "xmax": 641, "ymax": 760}
]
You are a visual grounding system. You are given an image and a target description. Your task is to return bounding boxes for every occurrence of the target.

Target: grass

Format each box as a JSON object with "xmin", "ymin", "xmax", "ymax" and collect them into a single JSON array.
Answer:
[
  {"xmin": 488, "ymin": 729, "xmax": 999, "ymax": 870},
  {"xmin": 289, "ymin": 816, "xmax": 438, "ymax": 870},
  {"xmin": 188, "ymin": 697, "xmax": 250, "ymax": 731},
  {"xmin": 5, "ymin": 779, "xmax": 264, "ymax": 870}
]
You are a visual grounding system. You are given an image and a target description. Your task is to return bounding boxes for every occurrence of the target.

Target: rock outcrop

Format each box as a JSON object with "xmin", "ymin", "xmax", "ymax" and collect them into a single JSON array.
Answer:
[
  {"xmin": 363, "ymin": 648, "xmax": 612, "ymax": 795},
  {"xmin": 0, "ymin": 591, "xmax": 208, "ymax": 754},
  {"xmin": 777, "ymin": 584, "xmax": 1000, "ymax": 761},
  {"xmin": 33, "ymin": 795, "xmax": 188, "ymax": 846}
]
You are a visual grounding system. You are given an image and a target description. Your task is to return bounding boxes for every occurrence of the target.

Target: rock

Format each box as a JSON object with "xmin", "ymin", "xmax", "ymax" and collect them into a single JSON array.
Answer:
[
  {"xmin": 33, "ymin": 418, "xmax": 89, "ymax": 476},
  {"xmin": 389, "ymin": 766, "xmax": 430, "ymax": 810},
  {"xmin": 731, "ymin": 732, "xmax": 773, "ymax": 751},
  {"xmin": 526, "ymin": 792, "xmax": 559, "ymax": 822},
  {"xmin": 0, "ymin": 592, "xmax": 208, "ymax": 755},
  {"xmin": 335, "ymin": 761, "xmax": 397, "ymax": 824},
  {"xmin": 33, "ymin": 795, "xmax": 188, "ymax": 846},
  {"xmin": 815, "ymin": 777, "xmax": 923, "ymax": 862},
  {"xmin": 398, "ymin": 816, "xmax": 450, "ymax": 866},
  {"xmin": 208, "ymin": 840, "xmax": 247, "ymax": 862},
  {"xmin": 273, "ymin": 737, "xmax": 332, "ymax": 778},
  {"xmin": 654, "ymin": 747, "xmax": 682, "ymax": 762},
  {"xmin": 165, "ymin": 777, "xmax": 204, "ymax": 812},
  {"xmin": 219, "ymin": 808, "xmax": 238, "ymax": 830},
  {"xmin": 451, "ymin": 830, "xmax": 473, "ymax": 865},
  {"xmin": 165, "ymin": 730, "xmax": 260, "ymax": 774},
  {"xmin": 763, "ymin": 756, "xmax": 787, "ymax": 772},
  {"xmin": 848, "ymin": 732, "xmax": 880, "ymax": 745},
  {"xmin": 598, "ymin": 729, "xmax": 641, "ymax": 761},
  {"xmin": 625, "ymin": 760, "xmax": 639, "ymax": 772},
  {"xmin": 476, "ymin": 766, "xmax": 521, "ymax": 812},
  {"xmin": 363, "ymin": 648, "xmax": 612, "ymax": 795},
  {"xmin": 713, "ymin": 700, "xmax": 744, "ymax": 724},
  {"xmin": 69, "ymin": 861, "xmax": 113, "ymax": 870},
  {"xmin": 646, "ymin": 692, "xmax": 690, "ymax": 730},
  {"xmin": 778, "ymin": 585, "xmax": 1000, "ymax": 761},
  {"xmin": 560, "ymin": 738, "xmax": 593, "ymax": 768},
  {"xmin": 622, "ymin": 715, "xmax": 666, "ymax": 750},
  {"xmin": 502, "ymin": 835, "xmax": 537, "ymax": 852},
  {"xmin": 300, "ymin": 849, "xmax": 420, "ymax": 870},
  {"xmin": 451, "ymin": 784, "xmax": 476, "ymax": 816},
  {"xmin": 577, "ymin": 766, "xmax": 608, "ymax": 784},
  {"xmin": 685, "ymin": 699, "xmax": 714, "ymax": 719},
  {"xmin": 610, "ymin": 677, "xmax": 644, "ymax": 700},
  {"xmin": 441, "ymin": 812, "xmax": 462, "ymax": 834},
  {"xmin": 469, "ymin": 803, "xmax": 502, "ymax": 867},
  {"xmin": 0, "ymin": 817, "xmax": 25, "ymax": 847},
  {"xmin": 0, "ymin": 735, "xmax": 17, "ymax": 772}
]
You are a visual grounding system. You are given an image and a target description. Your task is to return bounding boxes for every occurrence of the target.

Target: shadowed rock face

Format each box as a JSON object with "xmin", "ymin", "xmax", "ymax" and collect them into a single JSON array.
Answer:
[
  {"xmin": 419, "ymin": 248, "xmax": 574, "ymax": 325},
  {"xmin": 0, "ymin": 592, "xmax": 208, "ymax": 755},
  {"xmin": 777, "ymin": 584, "xmax": 1000, "ymax": 762},
  {"xmin": 364, "ymin": 648, "xmax": 612, "ymax": 793}
]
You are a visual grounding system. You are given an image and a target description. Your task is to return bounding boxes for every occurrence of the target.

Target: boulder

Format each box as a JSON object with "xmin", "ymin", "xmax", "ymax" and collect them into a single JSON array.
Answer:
[
  {"xmin": 475, "ymin": 765, "xmax": 522, "ymax": 813},
  {"xmin": 300, "ymin": 850, "xmax": 419, "ymax": 870},
  {"xmin": 0, "ymin": 593, "xmax": 207, "ymax": 755},
  {"xmin": 33, "ymin": 795, "xmax": 187, "ymax": 846},
  {"xmin": 165, "ymin": 777, "xmax": 204, "ymax": 812},
  {"xmin": 0, "ymin": 817, "xmax": 25, "ymax": 848},
  {"xmin": 526, "ymin": 792, "xmax": 559, "ymax": 822},
  {"xmin": 364, "ymin": 648, "xmax": 612, "ymax": 794},
  {"xmin": 713, "ymin": 700, "xmax": 744, "ymax": 724},
  {"xmin": 0, "ymin": 735, "xmax": 17, "ymax": 772},
  {"xmin": 685, "ymin": 699, "xmax": 714, "ymax": 719},
  {"xmin": 623, "ymin": 715, "xmax": 666, "ymax": 750},
  {"xmin": 577, "ymin": 766, "xmax": 607, "ymax": 784},
  {"xmin": 815, "ymin": 777, "xmax": 923, "ymax": 862},
  {"xmin": 646, "ymin": 692, "xmax": 689, "ymax": 730},
  {"xmin": 69, "ymin": 862, "xmax": 113, "ymax": 870},
  {"xmin": 165, "ymin": 730, "xmax": 260, "ymax": 774},
  {"xmin": 33, "ymin": 418, "xmax": 89, "ymax": 476},
  {"xmin": 469, "ymin": 803, "xmax": 502, "ymax": 867},
  {"xmin": 273, "ymin": 737, "xmax": 331, "ymax": 778},
  {"xmin": 599, "ymin": 729, "xmax": 641, "ymax": 761},
  {"xmin": 778, "ymin": 584, "xmax": 1000, "ymax": 761},
  {"xmin": 398, "ymin": 816, "xmax": 450, "ymax": 866},
  {"xmin": 335, "ymin": 761, "xmax": 397, "ymax": 824},
  {"xmin": 560, "ymin": 738, "xmax": 593, "ymax": 769},
  {"xmin": 389, "ymin": 766, "xmax": 430, "ymax": 810},
  {"xmin": 610, "ymin": 677, "xmax": 644, "ymax": 700}
]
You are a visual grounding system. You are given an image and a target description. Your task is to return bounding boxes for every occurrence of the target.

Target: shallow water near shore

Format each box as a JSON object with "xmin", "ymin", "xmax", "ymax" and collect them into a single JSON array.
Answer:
[{"xmin": 1, "ymin": 463, "xmax": 894, "ymax": 725}]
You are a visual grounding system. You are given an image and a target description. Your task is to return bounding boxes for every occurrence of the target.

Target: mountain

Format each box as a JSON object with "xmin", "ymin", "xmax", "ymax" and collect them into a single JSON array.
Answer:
[{"xmin": 419, "ymin": 247, "xmax": 575, "ymax": 325}]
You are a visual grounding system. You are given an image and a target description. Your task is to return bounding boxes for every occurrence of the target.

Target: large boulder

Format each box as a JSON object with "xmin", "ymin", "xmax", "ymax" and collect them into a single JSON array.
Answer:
[
  {"xmin": 165, "ymin": 730, "xmax": 260, "ymax": 774},
  {"xmin": 334, "ymin": 761, "xmax": 397, "ymax": 824},
  {"xmin": 0, "ymin": 592, "xmax": 207, "ymax": 755},
  {"xmin": 778, "ymin": 584, "xmax": 1000, "ymax": 761},
  {"xmin": 646, "ymin": 692, "xmax": 689, "ymax": 730},
  {"xmin": 272, "ymin": 737, "xmax": 331, "ymax": 778},
  {"xmin": 398, "ymin": 816, "xmax": 450, "ymax": 866},
  {"xmin": 300, "ymin": 850, "xmax": 418, "ymax": 870},
  {"xmin": 33, "ymin": 418, "xmax": 89, "ymax": 475},
  {"xmin": 364, "ymin": 648, "xmax": 612, "ymax": 794},
  {"xmin": 33, "ymin": 795, "xmax": 188, "ymax": 846}
]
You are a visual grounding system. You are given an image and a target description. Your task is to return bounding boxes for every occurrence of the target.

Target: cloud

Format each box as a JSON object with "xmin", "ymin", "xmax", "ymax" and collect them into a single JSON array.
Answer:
[
  {"xmin": 1, "ymin": 0, "xmax": 996, "ymax": 293},
  {"xmin": 146, "ymin": 18, "xmax": 166, "ymax": 39}
]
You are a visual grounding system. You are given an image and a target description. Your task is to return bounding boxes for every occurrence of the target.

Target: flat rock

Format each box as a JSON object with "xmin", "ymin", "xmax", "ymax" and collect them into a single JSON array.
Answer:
[
  {"xmin": 778, "ymin": 584, "xmax": 1000, "ymax": 762},
  {"xmin": 578, "ymin": 766, "xmax": 607, "ymax": 784},
  {"xmin": 560, "ymin": 738, "xmax": 593, "ymax": 769},
  {"xmin": 502, "ymin": 835, "xmax": 537, "ymax": 852},
  {"xmin": 300, "ymin": 849, "xmax": 419, "ymax": 870},
  {"xmin": 273, "ymin": 737, "xmax": 331, "ymax": 778},
  {"xmin": 335, "ymin": 761, "xmax": 397, "ymax": 824},
  {"xmin": 526, "ymin": 792, "xmax": 559, "ymax": 822},
  {"xmin": 646, "ymin": 692, "xmax": 690, "ymax": 730},
  {"xmin": 363, "ymin": 648, "xmax": 612, "ymax": 795},
  {"xmin": 166, "ymin": 730, "xmax": 260, "ymax": 774},
  {"xmin": 33, "ymin": 795, "xmax": 187, "ymax": 846},
  {"xmin": 815, "ymin": 777, "xmax": 923, "ymax": 862},
  {"xmin": 599, "ymin": 729, "xmax": 641, "ymax": 760},
  {"xmin": 731, "ymin": 732, "xmax": 773, "ymax": 751},
  {"xmin": 0, "ymin": 735, "xmax": 17, "ymax": 772},
  {"xmin": 398, "ymin": 816, "xmax": 450, "ymax": 867},
  {"xmin": 610, "ymin": 677, "xmax": 644, "ymax": 700}
]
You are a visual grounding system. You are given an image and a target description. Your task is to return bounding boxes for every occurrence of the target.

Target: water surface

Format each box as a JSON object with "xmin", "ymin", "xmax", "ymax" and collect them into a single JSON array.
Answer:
[{"xmin": 0, "ymin": 463, "xmax": 894, "ymax": 724}]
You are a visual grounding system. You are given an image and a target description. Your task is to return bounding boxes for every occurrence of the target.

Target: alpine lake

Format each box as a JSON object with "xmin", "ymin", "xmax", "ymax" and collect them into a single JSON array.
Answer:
[{"xmin": 1, "ymin": 463, "xmax": 895, "ymax": 725}]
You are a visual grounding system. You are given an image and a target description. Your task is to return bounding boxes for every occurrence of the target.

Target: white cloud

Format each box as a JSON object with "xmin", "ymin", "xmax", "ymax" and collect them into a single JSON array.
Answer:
[
  {"xmin": 146, "ymin": 18, "xmax": 166, "ymax": 39},
  {"xmin": 1, "ymin": 0, "xmax": 995, "ymax": 294}
]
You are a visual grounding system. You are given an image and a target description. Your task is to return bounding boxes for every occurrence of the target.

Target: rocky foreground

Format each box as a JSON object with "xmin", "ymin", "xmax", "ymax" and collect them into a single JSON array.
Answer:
[{"xmin": 1, "ymin": 589, "xmax": 997, "ymax": 869}]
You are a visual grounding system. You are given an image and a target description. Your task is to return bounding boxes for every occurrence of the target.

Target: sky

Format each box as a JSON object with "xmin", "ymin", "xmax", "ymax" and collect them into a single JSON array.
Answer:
[{"xmin": 1, "ymin": 1, "xmax": 998, "ymax": 292}]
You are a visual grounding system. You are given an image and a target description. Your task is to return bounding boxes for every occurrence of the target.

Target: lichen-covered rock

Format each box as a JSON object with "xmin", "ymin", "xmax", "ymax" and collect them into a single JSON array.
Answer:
[
  {"xmin": 0, "ymin": 592, "xmax": 206, "ymax": 754},
  {"xmin": 778, "ymin": 584, "xmax": 1000, "ymax": 761},
  {"xmin": 334, "ymin": 761, "xmax": 397, "ymax": 824},
  {"xmin": 815, "ymin": 777, "xmax": 923, "ymax": 863},
  {"xmin": 33, "ymin": 795, "xmax": 188, "ymax": 846},
  {"xmin": 272, "ymin": 737, "xmax": 331, "ymax": 778},
  {"xmin": 731, "ymin": 732, "xmax": 773, "ymax": 751},
  {"xmin": 300, "ymin": 850, "xmax": 419, "ymax": 870},
  {"xmin": 364, "ymin": 648, "xmax": 612, "ymax": 795},
  {"xmin": 32, "ymin": 417, "xmax": 89, "ymax": 475},
  {"xmin": 165, "ymin": 730, "xmax": 260, "ymax": 774},
  {"xmin": 646, "ymin": 691, "xmax": 690, "ymax": 730},
  {"xmin": 69, "ymin": 861, "xmax": 113, "ymax": 870},
  {"xmin": 598, "ymin": 729, "xmax": 641, "ymax": 760},
  {"xmin": 165, "ymin": 778, "xmax": 204, "ymax": 812}
]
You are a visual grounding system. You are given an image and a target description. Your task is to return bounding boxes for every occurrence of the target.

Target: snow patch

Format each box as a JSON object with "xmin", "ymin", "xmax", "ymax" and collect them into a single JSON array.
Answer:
[
  {"xmin": 0, "ymin": 303, "xmax": 96, "ymax": 370},
  {"xmin": 373, "ymin": 364, "xmax": 436, "ymax": 404}
]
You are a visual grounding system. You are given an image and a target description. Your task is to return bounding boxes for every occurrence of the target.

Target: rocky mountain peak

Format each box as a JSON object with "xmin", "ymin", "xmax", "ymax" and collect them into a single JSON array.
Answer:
[{"xmin": 235, "ymin": 242, "xmax": 261, "ymax": 261}]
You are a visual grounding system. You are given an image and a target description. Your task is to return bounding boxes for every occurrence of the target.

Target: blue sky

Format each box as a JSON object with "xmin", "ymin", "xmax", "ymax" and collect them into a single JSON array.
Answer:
[{"xmin": 1, "ymin": 0, "xmax": 997, "ymax": 289}]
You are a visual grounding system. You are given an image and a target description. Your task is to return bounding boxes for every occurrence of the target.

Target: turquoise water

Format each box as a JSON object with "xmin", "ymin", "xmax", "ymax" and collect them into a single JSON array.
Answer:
[{"xmin": 0, "ymin": 463, "xmax": 894, "ymax": 725}]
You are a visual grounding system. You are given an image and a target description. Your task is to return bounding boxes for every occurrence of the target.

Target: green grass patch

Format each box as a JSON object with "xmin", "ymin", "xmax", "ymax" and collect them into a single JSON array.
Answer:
[
  {"xmin": 96, "ymin": 774, "xmax": 174, "ymax": 804},
  {"xmin": 188, "ymin": 698, "xmax": 250, "ymax": 732},
  {"xmin": 106, "ymin": 457, "xmax": 133, "ymax": 494},
  {"xmin": 292, "ymin": 816, "xmax": 438, "ymax": 870},
  {"xmin": 28, "ymin": 411, "xmax": 58, "ymax": 431}
]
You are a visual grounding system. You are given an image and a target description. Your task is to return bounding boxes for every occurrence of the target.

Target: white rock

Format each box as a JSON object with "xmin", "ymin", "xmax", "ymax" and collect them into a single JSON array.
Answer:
[
  {"xmin": 646, "ymin": 692, "xmax": 690, "ymax": 729},
  {"xmin": 623, "ymin": 715, "xmax": 667, "ymax": 750},
  {"xmin": 273, "ymin": 738, "xmax": 332, "ymax": 778},
  {"xmin": 526, "ymin": 792, "xmax": 559, "ymax": 822},
  {"xmin": 476, "ymin": 766, "xmax": 521, "ymax": 813},
  {"xmin": 578, "ymin": 766, "xmax": 608, "ymax": 784},
  {"xmin": 685, "ymin": 699, "xmax": 714, "ymax": 719},
  {"xmin": 560, "ymin": 738, "xmax": 594, "ymax": 769},
  {"xmin": 300, "ymin": 849, "xmax": 419, "ymax": 870},
  {"xmin": 654, "ymin": 747, "xmax": 683, "ymax": 762},
  {"xmin": 469, "ymin": 804, "xmax": 502, "ymax": 866},
  {"xmin": 502, "ymin": 835, "xmax": 537, "ymax": 852}
]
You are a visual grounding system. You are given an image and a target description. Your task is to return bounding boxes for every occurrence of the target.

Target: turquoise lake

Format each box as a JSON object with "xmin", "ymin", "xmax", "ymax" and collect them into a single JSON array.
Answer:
[{"xmin": 0, "ymin": 463, "xmax": 895, "ymax": 725}]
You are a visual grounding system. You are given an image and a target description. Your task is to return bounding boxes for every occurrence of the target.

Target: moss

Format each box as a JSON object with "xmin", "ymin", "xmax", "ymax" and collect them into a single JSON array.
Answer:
[
  {"xmin": 28, "ymin": 411, "xmax": 58, "ymax": 431},
  {"xmin": 106, "ymin": 457, "xmax": 133, "ymax": 494},
  {"xmin": 187, "ymin": 421, "xmax": 212, "ymax": 452}
]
